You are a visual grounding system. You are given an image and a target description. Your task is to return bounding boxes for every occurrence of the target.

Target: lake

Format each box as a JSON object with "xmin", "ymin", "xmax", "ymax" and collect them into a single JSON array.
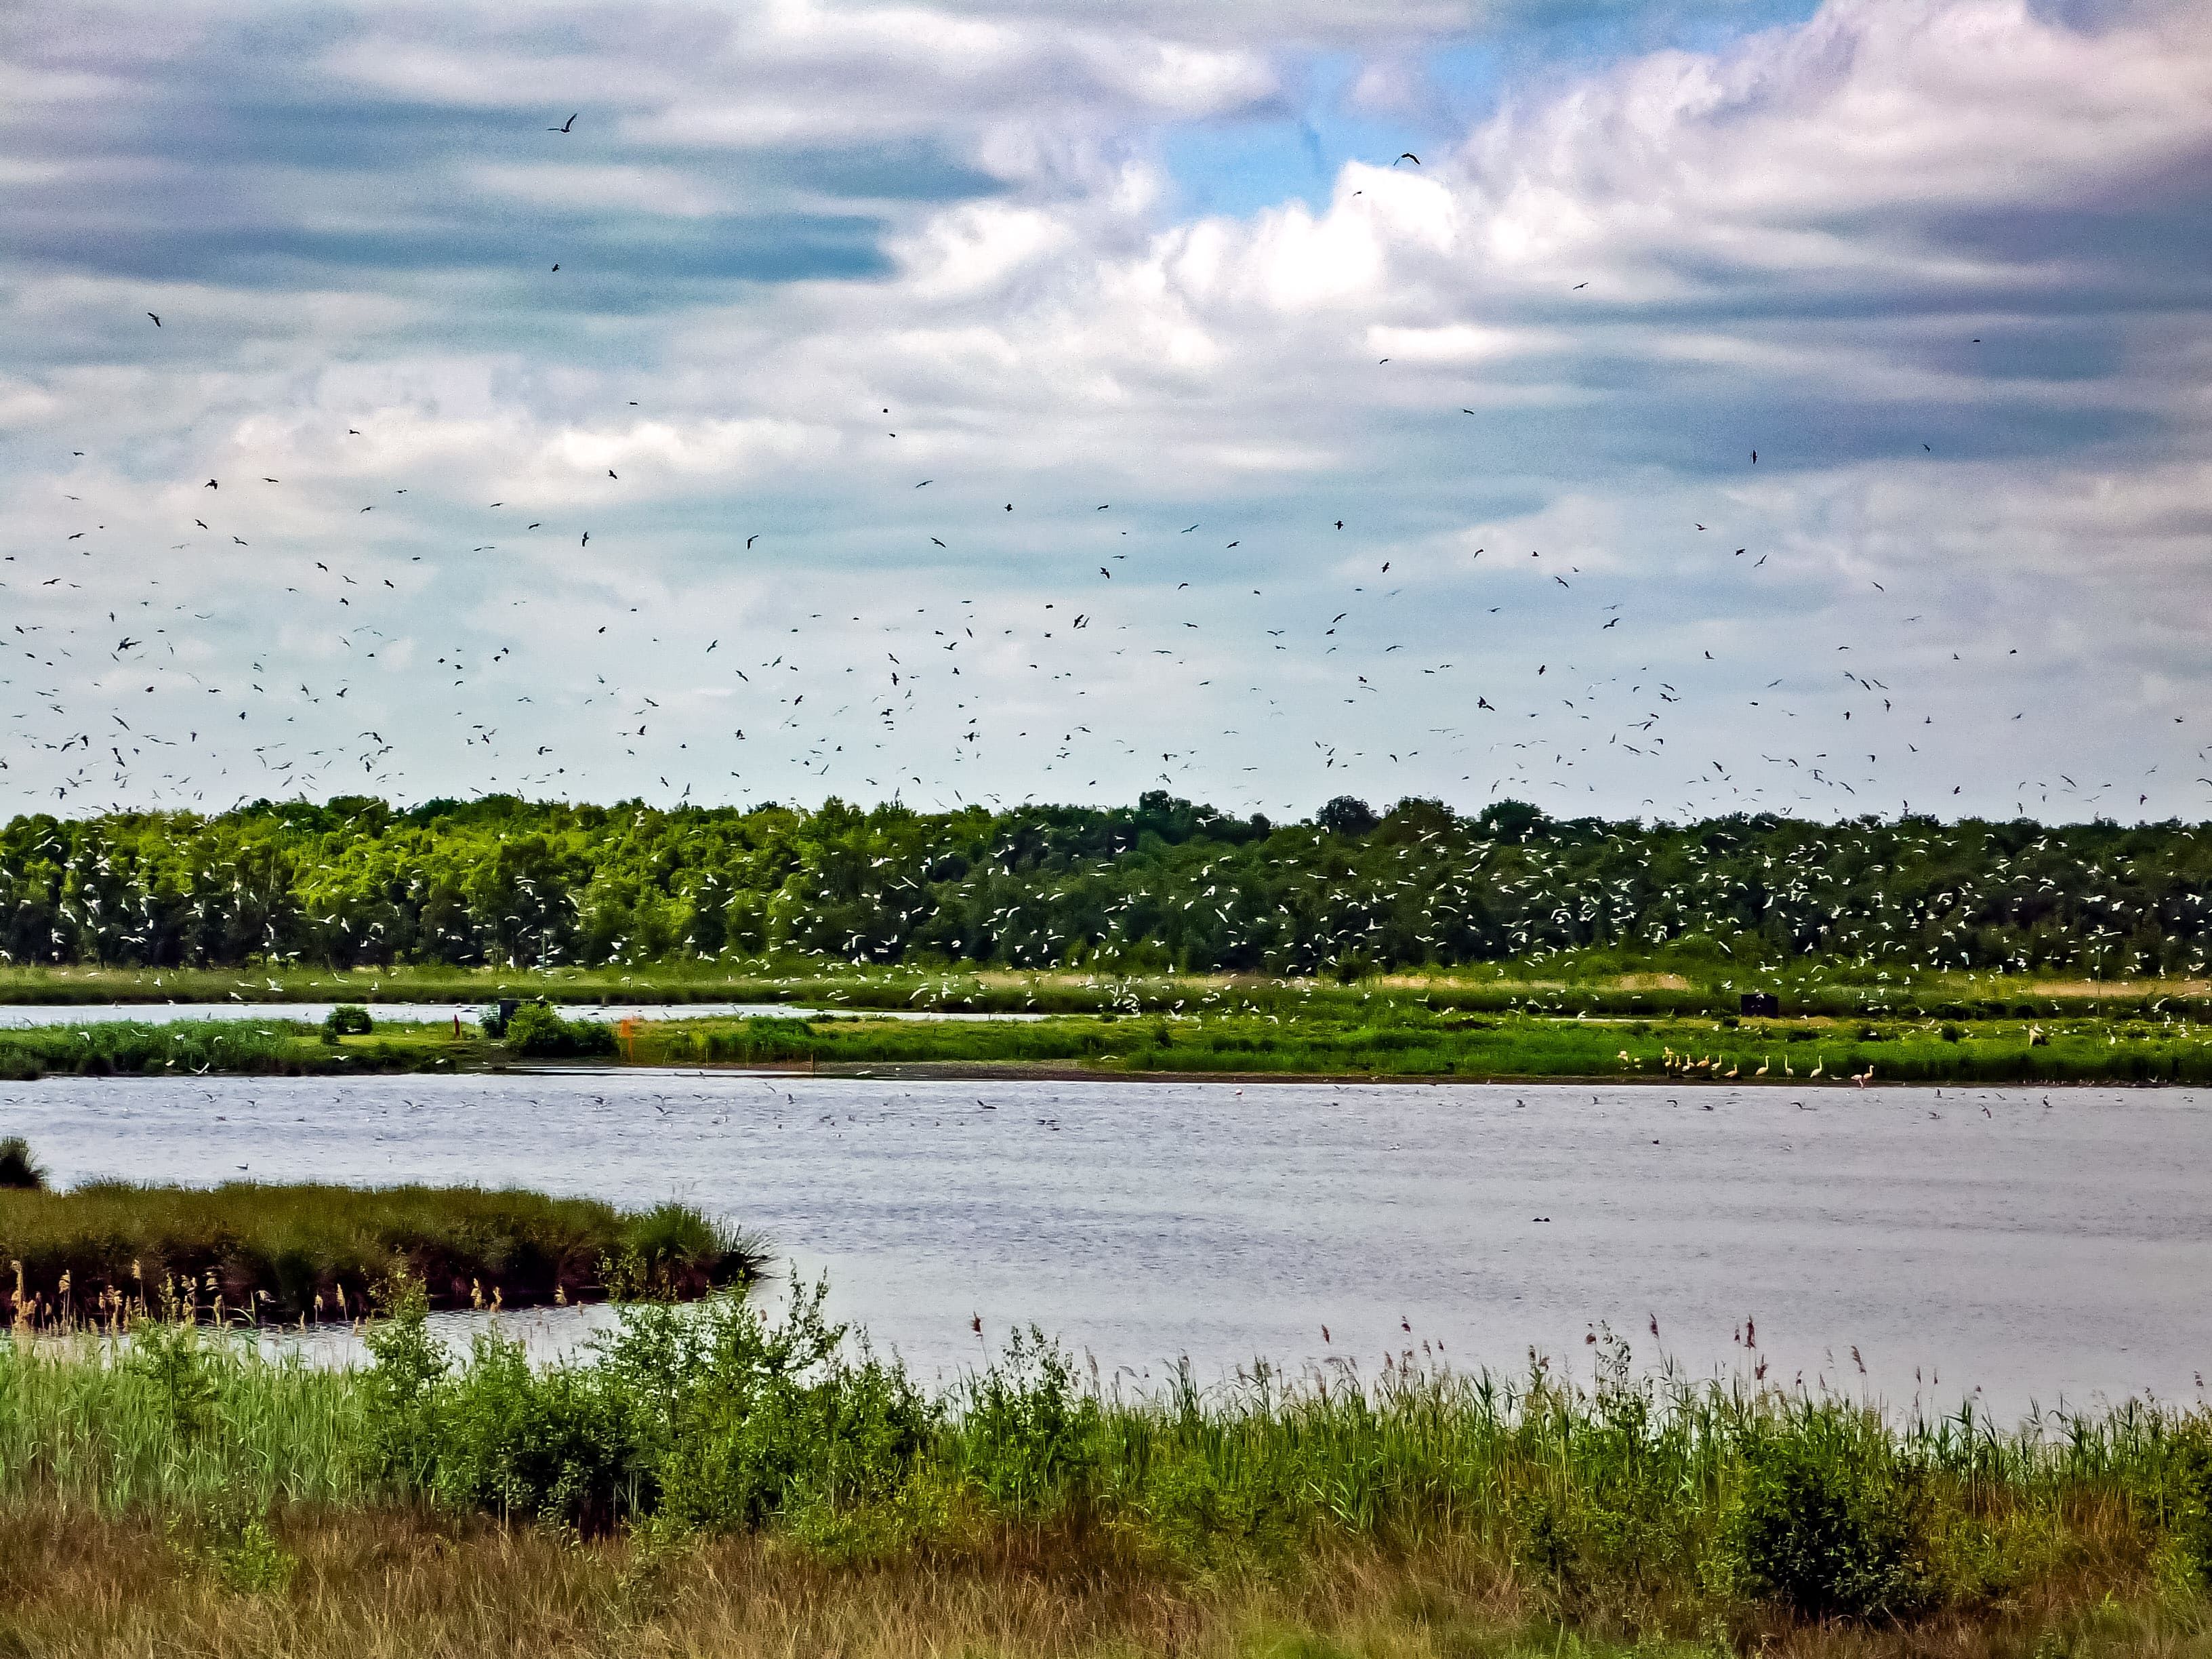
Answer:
[{"xmin": 6, "ymin": 1073, "xmax": 2206, "ymax": 1420}]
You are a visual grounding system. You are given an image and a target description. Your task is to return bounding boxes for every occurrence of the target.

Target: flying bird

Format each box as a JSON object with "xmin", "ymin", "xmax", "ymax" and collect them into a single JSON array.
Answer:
[
  {"xmin": 550, "ymin": 113, "xmax": 577, "ymax": 132},
  {"xmin": 147, "ymin": 312, "xmax": 161, "ymax": 327}
]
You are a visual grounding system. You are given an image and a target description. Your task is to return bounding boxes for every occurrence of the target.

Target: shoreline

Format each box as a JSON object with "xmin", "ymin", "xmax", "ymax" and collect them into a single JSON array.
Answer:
[{"xmin": 5, "ymin": 1055, "xmax": 2174, "ymax": 1088}]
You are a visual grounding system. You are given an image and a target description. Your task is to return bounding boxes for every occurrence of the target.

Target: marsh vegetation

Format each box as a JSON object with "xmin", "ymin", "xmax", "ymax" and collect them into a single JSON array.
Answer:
[
  {"xmin": 0, "ymin": 1183, "xmax": 755, "ymax": 1326},
  {"xmin": 2, "ymin": 1281, "xmax": 2210, "ymax": 1655}
]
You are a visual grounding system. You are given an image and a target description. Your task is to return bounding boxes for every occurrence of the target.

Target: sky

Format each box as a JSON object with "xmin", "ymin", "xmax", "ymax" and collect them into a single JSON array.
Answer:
[{"xmin": 2, "ymin": 0, "xmax": 2209, "ymax": 826}]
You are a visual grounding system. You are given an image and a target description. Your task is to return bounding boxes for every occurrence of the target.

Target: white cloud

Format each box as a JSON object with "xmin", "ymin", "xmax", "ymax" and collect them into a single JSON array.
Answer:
[{"xmin": 1, "ymin": 0, "xmax": 2208, "ymax": 823}]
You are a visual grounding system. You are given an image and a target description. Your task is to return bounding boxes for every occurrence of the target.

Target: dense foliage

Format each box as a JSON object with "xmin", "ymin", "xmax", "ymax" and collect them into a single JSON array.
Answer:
[
  {"xmin": 4, "ymin": 792, "xmax": 2209, "ymax": 979},
  {"xmin": 4, "ymin": 1286, "xmax": 2211, "ymax": 1637}
]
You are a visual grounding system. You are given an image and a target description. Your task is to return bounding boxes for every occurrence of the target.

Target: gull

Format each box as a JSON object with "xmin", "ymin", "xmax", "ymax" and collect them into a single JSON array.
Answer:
[
  {"xmin": 147, "ymin": 312, "xmax": 161, "ymax": 327},
  {"xmin": 550, "ymin": 113, "xmax": 577, "ymax": 132}
]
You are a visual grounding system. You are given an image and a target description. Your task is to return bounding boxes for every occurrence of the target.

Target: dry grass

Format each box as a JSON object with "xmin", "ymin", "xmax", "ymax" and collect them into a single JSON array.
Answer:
[
  {"xmin": 2015, "ymin": 979, "xmax": 2212, "ymax": 1000},
  {"xmin": 0, "ymin": 1501, "xmax": 2202, "ymax": 1659}
]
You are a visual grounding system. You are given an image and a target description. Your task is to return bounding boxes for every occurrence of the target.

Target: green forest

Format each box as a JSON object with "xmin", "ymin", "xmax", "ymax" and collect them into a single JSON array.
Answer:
[{"xmin": 3, "ymin": 792, "xmax": 2208, "ymax": 977}]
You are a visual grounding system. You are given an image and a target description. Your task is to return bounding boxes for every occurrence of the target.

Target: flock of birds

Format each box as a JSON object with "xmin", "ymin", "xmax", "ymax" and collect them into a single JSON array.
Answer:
[{"xmin": 4, "ymin": 110, "xmax": 2203, "ymax": 834}]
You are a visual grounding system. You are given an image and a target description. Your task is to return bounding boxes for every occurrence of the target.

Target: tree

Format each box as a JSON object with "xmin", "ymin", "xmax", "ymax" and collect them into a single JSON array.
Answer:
[{"xmin": 1315, "ymin": 796, "xmax": 1378, "ymax": 838}]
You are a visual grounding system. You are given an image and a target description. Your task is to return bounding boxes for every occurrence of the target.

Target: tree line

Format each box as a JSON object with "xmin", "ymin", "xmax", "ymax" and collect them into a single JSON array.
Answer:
[{"xmin": 2, "ymin": 792, "xmax": 2208, "ymax": 978}]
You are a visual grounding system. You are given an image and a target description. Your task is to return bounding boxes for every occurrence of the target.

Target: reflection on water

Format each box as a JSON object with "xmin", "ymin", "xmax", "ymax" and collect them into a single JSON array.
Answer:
[{"xmin": 7, "ymin": 1073, "xmax": 2209, "ymax": 1419}]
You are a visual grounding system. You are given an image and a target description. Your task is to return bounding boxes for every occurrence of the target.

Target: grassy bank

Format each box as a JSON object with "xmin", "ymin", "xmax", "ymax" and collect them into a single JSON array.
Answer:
[
  {"xmin": 0, "ymin": 1184, "xmax": 758, "ymax": 1324},
  {"xmin": 1, "ymin": 1287, "xmax": 2209, "ymax": 1654},
  {"xmin": 8, "ymin": 958, "xmax": 2212, "ymax": 1023},
  {"xmin": 630, "ymin": 1006, "xmax": 2212, "ymax": 1084},
  {"xmin": 0, "ymin": 1017, "xmax": 482, "ymax": 1081},
  {"xmin": 7, "ymin": 1003, "xmax": 2212, "ymax": 1082}
]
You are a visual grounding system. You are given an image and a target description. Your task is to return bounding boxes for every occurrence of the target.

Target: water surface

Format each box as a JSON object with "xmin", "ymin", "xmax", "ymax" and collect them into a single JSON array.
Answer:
[{"xmin": 7, "ymin": 1074, "xmax": 2206, "ymax": 1418}]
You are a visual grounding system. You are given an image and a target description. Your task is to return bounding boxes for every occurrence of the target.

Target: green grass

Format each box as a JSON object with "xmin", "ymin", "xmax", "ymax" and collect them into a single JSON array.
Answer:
[
  {"xmin": 7, "ymin": 1001, "xmax": 2209, "ymax": 1082},
  {"xmin": 0, "ymin": 1016, "xmax": 486, "ymax": 1080},
  {"xmin": 621, "ymin": 1006, "xmax": 2212, "ymax": 1084},
  {"xmin": 8, "ymin": 956, "xmax": 2211, "ymax": 1023},
  {"xmin": 2, "ymin": 1284, "xmax": 2208, "ymax": 1643},
  {"xmin": 0, "ymin": 1183, "xmax": 759, "ymax": 1324}
]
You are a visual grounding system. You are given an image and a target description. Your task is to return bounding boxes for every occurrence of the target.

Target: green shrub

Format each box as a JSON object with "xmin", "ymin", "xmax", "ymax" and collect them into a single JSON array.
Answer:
[
  {"xmin": 1726, "ymin": 1418, "xmax": 1929, "ymax": 1620},
  {"xmin": 426, "ymin": 1330, "xmax": 647, "ymax": 1533},
  {"xmin": 623, "ymin": 1285, "xmax": 935, "ymax": 1536},
  {"xmin": 951, "ymin": 1326, "xmax": 1102, "ymax": 1521},
  {"xmin": 178, "ymin": 1493, "xmax": 300, "ymax": 1595},
  {"xmin": 504, "ymin": 1002, "xmax": 618, "ymax": 1058},
  {"xmin": 2167, "ymin": 1426, "xmax": 2212, "ymax": 1589},
  {"xmin": 321, "ymin": 1004, "xmax": 373, "ymax": 1040}
]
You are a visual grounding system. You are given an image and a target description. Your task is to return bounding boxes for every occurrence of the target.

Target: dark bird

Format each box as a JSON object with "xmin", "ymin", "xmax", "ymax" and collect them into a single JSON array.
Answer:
[
  {"xmin": 607, "ymin": 469, "xmax": 617, "ymax": 478},
  {"xmin": 1572, "ymin": 281, "xmax": 1588, "ymax": 289},
  {"xmin": 746, "ymin": 535, "xmax": 758, "ymax": 548},
  {"xmin": 581, "ymin": 531, "xmax": 590, "ymax": 548},
  {"xmin": 204, "ymin": 478, "xmax": 217, "ymax": 489},
  {"xmin": 1396, "ymin": 152, "xmax": 1420, "ymax": 165},
  {"xmin": 147, "ymin": 312, "xmax": 161, "ymax": 327},
  {"xmin": 550, "ymin": 112, "xmax": 577, "ymax": 132}
]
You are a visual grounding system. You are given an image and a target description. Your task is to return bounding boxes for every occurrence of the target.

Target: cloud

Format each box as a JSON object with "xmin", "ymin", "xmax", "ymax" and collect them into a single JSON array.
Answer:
[{"xmin": 1, "ymin": 0, "xmax": 2207, "ymax": 825}]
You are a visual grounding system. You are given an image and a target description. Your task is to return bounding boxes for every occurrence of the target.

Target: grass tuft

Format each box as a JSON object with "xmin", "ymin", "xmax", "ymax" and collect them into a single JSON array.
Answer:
[{"xmin": 0, "ymin": 1181, "xmax": 758, "ymax": 1324}]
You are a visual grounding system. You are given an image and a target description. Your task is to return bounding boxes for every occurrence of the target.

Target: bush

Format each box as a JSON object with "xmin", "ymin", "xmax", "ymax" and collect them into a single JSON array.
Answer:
[
  {"xmin": 0, "ymin": 1135, "xmax": 46, "ymax": 1190},
  {"xmin": 951, "ymin": 1326, "xmax": 1102, "ymax": 1522},
  {"xmin": 624, "ymin": 1284, "xmax": 936, "ymax": 1537},
  {"xmin": 427, "ymin": 1329, "xmax": 647, "ymax": 1533},
  {"xmin": 2168, "ymin": 1426, "xmax": 2212, "ymax": 1590},
  {"xmin": 321, "ymin": 1004, "xmax": 373, "ymax": 1041},
  {"xmin": 1726, "ymin": 1418, "xmax": 1929, "ymax": 1620},
  {"xmin": 504, "ymin": 1002, "xmax": 618, "ymax": 1059},
  {"xmin": 360, "ymin": 1277, "xmax": 935, "ymax": 1540}
]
